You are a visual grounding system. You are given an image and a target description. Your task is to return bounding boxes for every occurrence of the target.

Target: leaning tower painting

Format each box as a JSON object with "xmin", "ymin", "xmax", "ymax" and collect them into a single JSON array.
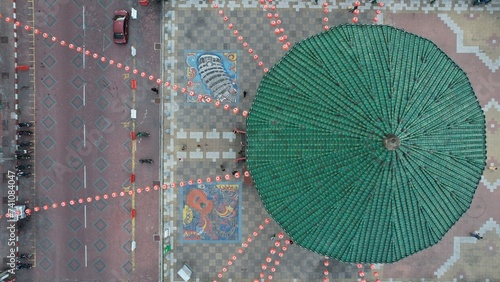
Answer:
[{"xmin": 185, "ymin": 51, "xmax": 239, "ymax": 103}]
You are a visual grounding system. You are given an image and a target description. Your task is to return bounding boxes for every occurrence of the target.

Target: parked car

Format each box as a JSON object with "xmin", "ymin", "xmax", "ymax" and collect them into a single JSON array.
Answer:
[{"xmin": 113, "ymin": 10, "xmax": 129, "ymax": 44}]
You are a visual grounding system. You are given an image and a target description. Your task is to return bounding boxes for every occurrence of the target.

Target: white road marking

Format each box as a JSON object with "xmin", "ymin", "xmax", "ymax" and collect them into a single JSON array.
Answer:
[
  {"xmin": 83, "ymin": 84, "xmax": 86, "ymax": 106},
  {"xmin": 84, "ymin": 205, "xmax": 87, "ymax": 228},
  {"xmin": 83, "ymin": 124, "xmax": 86, "ymax": 148},
  {"xmin": 85, "ymin": 245, "xmax": 88, "ymax": 267}
]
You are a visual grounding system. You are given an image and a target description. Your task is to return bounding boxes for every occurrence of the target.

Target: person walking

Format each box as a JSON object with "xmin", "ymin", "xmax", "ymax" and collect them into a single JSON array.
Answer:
[
  {"xmin": 243, "ymin": 91, "xmax": 248, "ymax": 98},
  {"xmin": 220, "ymin": 164, "xmax": 226, "ymax": 171},
  {"xmin": 471, "ymin": 231, "xmax": 483, "ymax": 239}
]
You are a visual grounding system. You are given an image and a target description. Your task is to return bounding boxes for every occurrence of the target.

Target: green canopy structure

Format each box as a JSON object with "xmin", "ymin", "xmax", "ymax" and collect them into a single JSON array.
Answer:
[{"xmin": 246, "ymin": 24, "xmax": 486, "ymax": 263}]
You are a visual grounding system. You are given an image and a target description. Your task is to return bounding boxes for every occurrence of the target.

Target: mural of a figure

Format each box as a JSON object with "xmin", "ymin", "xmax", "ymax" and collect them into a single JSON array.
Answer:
[{"xmin": 181, "ymin": 183, "xmax": 241, "ymax": 243}]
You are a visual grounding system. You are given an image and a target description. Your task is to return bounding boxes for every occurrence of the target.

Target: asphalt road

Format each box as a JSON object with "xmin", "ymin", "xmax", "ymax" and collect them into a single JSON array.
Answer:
[{"xmin": 11, "ymin": 0, "xmax": 162, "ymax": 281}]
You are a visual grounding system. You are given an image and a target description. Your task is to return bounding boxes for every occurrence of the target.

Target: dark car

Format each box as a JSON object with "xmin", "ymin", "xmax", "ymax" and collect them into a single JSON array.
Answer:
[{"xmin": 113, "ymin": 10, "xmax": 129, "ymax": 44}]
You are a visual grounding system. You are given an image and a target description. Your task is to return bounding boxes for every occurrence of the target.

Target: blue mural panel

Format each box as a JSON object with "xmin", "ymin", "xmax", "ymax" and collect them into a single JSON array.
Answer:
[{"xmin": 185, "ymin": 51, "xmax": 239, "ymax": 104}]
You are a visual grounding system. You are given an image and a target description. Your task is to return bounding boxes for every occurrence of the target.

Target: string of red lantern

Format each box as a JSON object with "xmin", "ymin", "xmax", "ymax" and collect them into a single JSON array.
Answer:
[
  {"xmin": 0, "ymin": 16, "xmax": 250, "ymax": 118},
  {"xmin": 212, "ymin": 218, "xmax": 272, "ymax": 282}
]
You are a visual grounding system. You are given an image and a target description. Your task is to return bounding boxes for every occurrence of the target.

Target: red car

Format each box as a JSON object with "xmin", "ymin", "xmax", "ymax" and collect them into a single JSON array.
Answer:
[{"xmin": 113, "ymin": 10, "xmax": 129, "ymax": 44}]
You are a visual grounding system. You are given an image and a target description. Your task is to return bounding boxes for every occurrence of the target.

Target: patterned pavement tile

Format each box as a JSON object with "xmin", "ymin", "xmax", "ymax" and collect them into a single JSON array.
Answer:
[
  {"xmin": 121, "ymin": 198, "xmax": 132, "ymax": 212},
  {"xmin": 39, "ymin": 216, "xmax": 54, "ymax": 231},
  {"xmin": 92, "ymin": 199, "xmax": 108, "ymax": 212},
  {"xmin": 122, "ymin": 219, "xmax": 132, "ymax": 234},
  {"xmin": 70, "ymin": 116, "xmax": 84, "ymax": 130},
  {"xmin": 70, "ymin": 94, "xmax": 84, "ymax": 110},
  {"xmin": 67, "ymin": 217, "xmax": 83, "ymax": 232},
  {"xmin": 93, "ymin": 176, "xmax": 109, "ymax": 192},
  {"xmin": 69, "ymin": 176, "xmax": 83, "ymax": 191},
  {"xmin": 41, "ymin": 115, "xmax": 56, "ymax": 130},
  {"xmin": 121, "ymin": 239, "xmax": 132, "ymax": 254},
  {"xmin": 97, "ymin": 0, "xmax": 112, "ymax": 9},
  {"xmin": 96, "ymin": 57, "xmax": 110, "ymax": 71},
  {"xmin": 44, "ymin": 13, "xmax": 58, "ymax": 27},
  {"xmin": 93, "ymin": 238, "xmax": 108, "ymax": 253},
  {"xmin": 122, "ymin": 260, "xmax": 133, "ymax": 274},
  {"xmin": 69, "ymin": 136, "xmax": 83, "ymax": 151},
  {"xmin": 71, "ymin": 34, "xmax": 84, "ymax": 47},
  {"xmin": 122, "ymin": 138, "xmax": 131, "ymax": 152},
  {"xmin": 94, "ymin": 116, "xmax": 111, "ymax": 131},
  {"xmin": 38, "ymin": 257, "xmax": 54, "ymax": 272},
  {"xmin": 71, "ymin": 53, "xmax": 83, "ymax": 69},
  {"xmin": 121, "ymin": 157, "xmax": 132, "ymax": 173},
  {"xmin": 94, "ymin": 157, "xmax": 109, "ymax": 173},
  {"xmin": 38, "ymin": 196, "xmax": 53, "ymax": 207},
  {"xmin": 95, "ymin": 76, "xmax": 111, "ymax": 90},
  {"xmin": 71, "ymin": 13, "xmax": 83, "ymax": 29},
  {"xmin": 68, "ymin": 202, "xmax": 82, "ymax": 212},
  {"xmin": 71, "ymin": 0, "xmax": 84, "ymax": 8},
  {"xmin": 41, "ymin": 94, "xmax": 57, "ymax": 109},
  {"xmin": 42, "ymin": 37, "xmax": 57, "ymax": 48},
  {"xmin": 41, "ymin": 74, "xmax": 57, "ymax": 90},
  {"xmin": 95, "ymin": 96, "xmax": 110, "ymax": 111},
  {"xmin": 68, "ymin": 155, "xmax": 84, "ymax": 171},
  {"xmin": 70, "ymin": 74, "xmax": 85, "ymax": 89},
  {"xmin": 40, "ymin": 175, "xmax": 55, "ymax": 190},
  {"xmin": 42, "ymin": 53, "xmax": 58, "ymax": 69},
  {"xmin": 92, "ymin": 258, "xmax": 107, "ymax": 273},
  {"xmin": 43, "ymin": 0, "xmax": 57, "ymax": 8},
  {"xmin": 67, "ymin": 237, "xmax": 82, "ymax": 252},
  {"xmin": 93, "ymin": 218, "xmax": 108, "ymax": 233},
  {"xmin": 37, "ymin": 237, "xmax": 54, "ymax": 252},
  {"xmin": 67, "ymin": 258, "xmax": 81, "ymax": 272},
  {"xmin": 93, "ymin": 135, "xmax": 109, "ymax": 152},
  {"xmin": 40, "ymin": 136, "xmax": 56, "ymax": 151}
]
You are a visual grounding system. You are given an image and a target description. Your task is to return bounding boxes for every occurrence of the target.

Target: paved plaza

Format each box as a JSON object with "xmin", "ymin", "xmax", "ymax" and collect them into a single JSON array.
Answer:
[{"xmin": 0, "ymin": 0, "xmax": 499, "ymax": 281}]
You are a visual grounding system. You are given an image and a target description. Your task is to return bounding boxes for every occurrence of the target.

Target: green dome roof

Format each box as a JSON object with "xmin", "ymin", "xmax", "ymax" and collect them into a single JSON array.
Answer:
[{"xmin": 246, "ymin": 24, "xmax": 486, "ymax": 263}]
